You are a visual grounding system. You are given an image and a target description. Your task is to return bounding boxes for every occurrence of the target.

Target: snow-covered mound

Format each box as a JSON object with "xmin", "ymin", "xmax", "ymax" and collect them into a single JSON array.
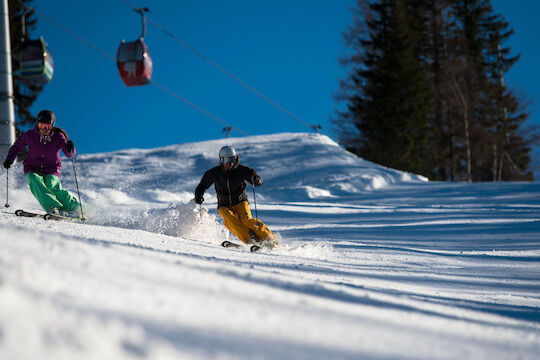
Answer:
[
  {"xmin": 46, "ymin": 132, "xmax": 425, "ymax": 235},
  {"xmin": 77, "ymin": 132, "xmax": 426, "ymax": 202}
]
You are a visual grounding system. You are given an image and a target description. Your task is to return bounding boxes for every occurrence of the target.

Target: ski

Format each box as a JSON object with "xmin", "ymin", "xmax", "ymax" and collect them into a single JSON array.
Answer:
[
  {"xmin": 221, "ymin": 240, "xmax": 275, "ymax": 252},
  {"xmin": 250, "ymin": 245, "xmax": 262, "ymax": 252},
  {"xmin": 15, "ymin": 209, "xmax": 85, "ymax": 222},
  {"xmin": 14, "ymin": 209, "xmax": 42, "ymax": 218},
  {"xmin": 43, "ymin": 213, "xmax": 86, "ymax": 222},
  {"xmin": 250, "ymin": 242, "xmax": 276, "ymax": 252},
  {"xmin": 221, "ymin": 240, "xmax": 243, "ymax": 249}
]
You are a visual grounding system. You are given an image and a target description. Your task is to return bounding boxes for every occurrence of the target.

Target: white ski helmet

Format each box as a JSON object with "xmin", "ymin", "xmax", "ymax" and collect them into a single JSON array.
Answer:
[{"xmin": 219, "ymin": 145, "xmax": 238, "ymax": 165}]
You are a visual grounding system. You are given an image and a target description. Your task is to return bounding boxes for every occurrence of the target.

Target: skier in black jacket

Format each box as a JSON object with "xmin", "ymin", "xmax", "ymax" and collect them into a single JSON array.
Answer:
[{"xmin": 194, "ymin": 146, "xmax": 275, "ymax": 244}]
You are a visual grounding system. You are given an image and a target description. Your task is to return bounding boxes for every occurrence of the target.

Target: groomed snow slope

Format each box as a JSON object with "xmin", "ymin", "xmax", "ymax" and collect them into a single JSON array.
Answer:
[{"xmin": 1, "ymin": 133, "xmax": 539, "ymax": 359}]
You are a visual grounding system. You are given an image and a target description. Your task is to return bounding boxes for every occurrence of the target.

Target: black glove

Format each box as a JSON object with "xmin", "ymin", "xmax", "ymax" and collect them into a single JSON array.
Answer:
[
  {"xmin": 66, "ymin": 140, "xmax": 75, "ymax": 154},
  {"xmin": 3, "ymin": 159, "xmax": 12, "ymax": 169},
  {"xmin": 253, "ymin": 176, "xmax": 263, "ymax": 187},
  {"xmin": 194, "ymin": 195, "xmax": 204, "ymax": 204}
]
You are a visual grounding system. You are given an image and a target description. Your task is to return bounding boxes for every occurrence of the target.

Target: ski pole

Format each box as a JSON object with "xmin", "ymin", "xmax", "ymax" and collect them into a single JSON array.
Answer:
[
  {"xmin": 71, "ymin": 156, "xmax": 84, "ymax": 219},
  {"xmin": 4, "ymin": 168, "xmax": 9, "ymax": 208},
  {"xmin": 251, "ymin": 175, "xmax": 258, "ymax": 219}
]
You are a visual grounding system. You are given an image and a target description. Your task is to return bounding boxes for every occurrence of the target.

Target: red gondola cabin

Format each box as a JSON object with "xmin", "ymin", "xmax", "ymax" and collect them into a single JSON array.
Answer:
[{"xmin": 116, "ymin": 38, "xmax": 152, "ymax": 86}]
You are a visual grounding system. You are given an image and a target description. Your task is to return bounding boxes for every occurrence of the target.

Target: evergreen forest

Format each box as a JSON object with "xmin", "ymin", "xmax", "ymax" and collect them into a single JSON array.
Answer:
[{"xmin": 334, "ymin": 0, "xmax": 537, "ymax": 181}]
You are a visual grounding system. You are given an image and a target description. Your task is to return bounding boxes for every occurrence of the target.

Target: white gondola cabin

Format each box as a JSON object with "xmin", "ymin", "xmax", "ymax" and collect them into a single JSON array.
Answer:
[{"xmin": 18, "ymin": 37, "xmax": 54, "ymax": 85}]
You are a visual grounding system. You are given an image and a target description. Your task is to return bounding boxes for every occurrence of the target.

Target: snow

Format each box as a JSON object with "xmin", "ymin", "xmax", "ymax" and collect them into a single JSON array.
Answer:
[{"xmin": 1, "ymin": 132, "xmax": 539, "ymax": 359}]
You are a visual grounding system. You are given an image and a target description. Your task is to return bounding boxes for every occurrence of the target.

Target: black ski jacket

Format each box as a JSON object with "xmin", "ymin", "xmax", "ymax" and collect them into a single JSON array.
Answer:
[{"xmin": 195, "ymin": 164, "xmax": 262, "ymax": 207}]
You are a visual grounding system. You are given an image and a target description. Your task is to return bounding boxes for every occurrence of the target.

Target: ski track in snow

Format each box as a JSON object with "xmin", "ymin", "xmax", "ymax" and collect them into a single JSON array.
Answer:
[{"xmin": 1, "ymin": 133, "xmax": 539, "ymax": 359}]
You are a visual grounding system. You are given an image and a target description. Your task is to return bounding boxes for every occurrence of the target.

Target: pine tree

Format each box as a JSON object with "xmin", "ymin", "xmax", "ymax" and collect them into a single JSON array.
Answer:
[
  {"xmin": 448, "ymin": 0, "xmax": 532, "ymax": 180},
  {"xmin": 423, "ymin": 0, "xmax": 457, "ymax": 180},
  {"xmin": 337, "ymin": 0, "xmax": 432, "ymax": 175},
  {"xmin": 483, "ymin": 10, "xmax": 532, "ymax": 180}
]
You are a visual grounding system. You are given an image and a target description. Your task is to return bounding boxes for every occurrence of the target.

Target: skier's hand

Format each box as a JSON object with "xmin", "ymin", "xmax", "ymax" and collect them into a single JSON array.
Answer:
[
  {"xmin": 194, "ymin": 195, "xmax": 204, "ymax": 205},
  {"xmin": 3, "ymin": 159, "xmax": 12, "ymax": 169},
  {"xmin": 253, "ymin": 176, "xmax": 263, "ymax": 187},
  {"xmin": 66, "ymin": 140, "xmax": 75, "ymax": 154}
]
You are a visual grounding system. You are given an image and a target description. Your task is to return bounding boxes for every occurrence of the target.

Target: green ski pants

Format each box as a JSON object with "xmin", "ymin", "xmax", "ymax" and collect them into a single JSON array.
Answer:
[{"xmin": 25, "ymin": 172, "xmax": 80, "ymax": 212}]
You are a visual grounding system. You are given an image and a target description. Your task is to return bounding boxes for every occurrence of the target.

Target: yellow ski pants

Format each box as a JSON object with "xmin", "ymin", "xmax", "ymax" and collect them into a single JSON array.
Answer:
[{"xmin": 218, "ymin": 201, "xmax": 274, "ymax": 244}]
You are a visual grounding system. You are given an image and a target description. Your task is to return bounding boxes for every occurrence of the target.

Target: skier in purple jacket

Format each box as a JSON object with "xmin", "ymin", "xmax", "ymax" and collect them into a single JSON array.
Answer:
[{"xmin": 3, "ymin": 110, "xmax": 81, "ymax": 216}]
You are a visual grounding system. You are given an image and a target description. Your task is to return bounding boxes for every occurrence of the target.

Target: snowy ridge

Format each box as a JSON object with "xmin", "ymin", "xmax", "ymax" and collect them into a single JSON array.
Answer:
[
  {"xmin": 66, "ymin": 133, "xmax": 426, "ymax": 235},
  {"xmin": 1, "ymin": 132, "xmax": 539, "ymax": 359}
]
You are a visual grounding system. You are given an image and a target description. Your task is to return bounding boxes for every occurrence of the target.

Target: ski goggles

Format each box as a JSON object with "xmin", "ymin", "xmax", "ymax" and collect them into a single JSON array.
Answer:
[
  {"xmin": 38, "ymin": 122, "xmax": 54, "ymax": 130},
  {"xmin": 220, "ymin": 156, "xmax": 236, "ymax": 164}
]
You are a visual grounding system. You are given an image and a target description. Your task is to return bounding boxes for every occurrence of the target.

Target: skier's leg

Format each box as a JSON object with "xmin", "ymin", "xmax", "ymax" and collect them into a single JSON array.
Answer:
[
  {"xmin": 43, "ymin": 175, "xmax": 80, "ymax": 212},
  {"xmin": 25, "ymin": 172, "xmax": 63, "ymax": 212},
  {"xmin": 236, "ymin": 201, "xmax": 274, "ymax": 241},
  {"xmin": 218, "ymin": 206, "xmax": 252, "ymax": 243}
]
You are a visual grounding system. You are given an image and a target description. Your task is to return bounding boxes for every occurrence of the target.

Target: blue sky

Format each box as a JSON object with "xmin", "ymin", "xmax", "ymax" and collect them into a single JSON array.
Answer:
[
  {"xmin": 26, "ymin": 0, "xmax": 355, "ymax": 153},
  {"xmin": 25, "ymin": 0, "xmax": 539, "ymax": 172}
]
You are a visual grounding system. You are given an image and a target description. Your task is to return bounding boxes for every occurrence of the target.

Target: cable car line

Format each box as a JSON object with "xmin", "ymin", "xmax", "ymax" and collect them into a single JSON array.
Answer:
[
  {"xmin": 150, "ymin": 80, "xmax": 250, "ymax": 136},
  {"xmin": 119, "ymin": 0, "xmax": 319, "ymax": 132},
  {"xmin": 16, "ymin": 1, "xmax": 249, "ymax": 137},
  {"xmin": 28, "ymin": 5, "xmax": 115, "ymax": 62}
]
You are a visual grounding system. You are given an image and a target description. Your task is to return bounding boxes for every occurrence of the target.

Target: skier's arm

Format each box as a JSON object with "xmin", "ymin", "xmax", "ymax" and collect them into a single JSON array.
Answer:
[
  {"xmin": 57, "ymin": 130, "xmax": 76, "ymax": 158},
  {"xmin": 4, "ymin": 132, "xmax": 30, "ymax": 164},
  {"xmin": 247, "ymin": 167, "xmax": 263, "ymax": 186},
  {"xmin": 194, "ymin": 169, "xmax": 215, "ymax": 203}
]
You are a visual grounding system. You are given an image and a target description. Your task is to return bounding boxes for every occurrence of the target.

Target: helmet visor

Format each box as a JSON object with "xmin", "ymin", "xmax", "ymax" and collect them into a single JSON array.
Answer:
[{"xmin": 221, "ymin": 156, "xmax": 236, "ymax": 165}]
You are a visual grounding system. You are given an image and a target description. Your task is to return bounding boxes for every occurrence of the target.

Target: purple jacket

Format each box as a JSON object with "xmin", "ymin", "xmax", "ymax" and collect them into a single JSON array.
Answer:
[{"xmin": 5, "ymin": 126, "xmax": 75, "ymax": 177}]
